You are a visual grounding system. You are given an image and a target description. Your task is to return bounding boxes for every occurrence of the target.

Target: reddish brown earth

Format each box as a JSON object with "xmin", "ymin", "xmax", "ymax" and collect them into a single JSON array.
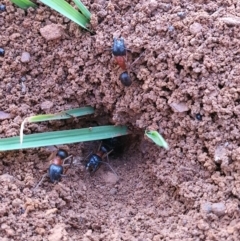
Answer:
[{"xmin": 1, "ymin": 0, "xmax": 240, "ymax": 240}]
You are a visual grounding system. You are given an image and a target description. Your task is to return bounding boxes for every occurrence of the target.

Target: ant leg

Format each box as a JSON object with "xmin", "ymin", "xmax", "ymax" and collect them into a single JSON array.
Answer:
[
  {"xmin": 99, "ymin": 160, "xmax": 118, "ymax": 176},
  {"xmin": 33, "ymin": 173, "xmax": 48, "ymax": 191},
  {"xmin": 130, "ymin": 52, "xmax": 145, "ymax": 69},
  {"xmin": 103, "ymin": 150, "xmax": 113, "ymax": 162},
  {"xmin": 91, "ymin": 165, "xmax": 99, "ymax": 175},
  {"xmin": 60, "ymin": 174, "xmax": 68, "ymax": 178},
  {"xmin": 83, "ymin": 151, "xmax": 93, "ymax": 163},
  {"xmin": 63, "ymin": 155, "xmax": 73, "ymax": 174},
  {"xmin": 97, "ymin": 141, "xmax": 102, "ymax": 151},
  {"xmin": 62, "ymin": 155, "xmax": 73, "ymax": 165},
  {"xmin": 101, "ymin": 150, "xmax": 117, "ymax": 175}
]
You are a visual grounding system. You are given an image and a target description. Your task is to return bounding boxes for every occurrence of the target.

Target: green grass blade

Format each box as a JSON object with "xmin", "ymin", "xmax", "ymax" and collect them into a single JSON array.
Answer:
[
  {"xmin": 27, "ymin": 107, "xmax": 94, "ymax": 122},
  {"xmin": 145, "ymin": 130, "xmax": 169, "ymax": 150},
  {"xmin": 39, "ymin": 0, "xmax": 89, "ymax": 30},
  {"xmin": 0, "ymin": 126, "xmax": 129, "ymax": 151},
  {"xmin": 73, "ymin": 0, "xmax": 91, "ymax": 20},
  {"xmin": 10, "ymin": 0, "xmax": 37, "ymax": 9},
  {"xmin": 20, "ymin": 107, "xmax": 94, "ymax": 143}
]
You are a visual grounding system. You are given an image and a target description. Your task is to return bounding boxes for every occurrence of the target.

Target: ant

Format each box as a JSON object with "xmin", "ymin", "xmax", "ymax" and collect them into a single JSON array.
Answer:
[
  {"xmin": 86, "ymin": 139, "xmax": 118, "ymax": 175},
  {"xmin": 49, "ymin": 149, "xmax": 69, "ymax": 182},
  {"xmin": 111, "ymin": 38, "xmax": 144, "ymax": 87},
  {"xmin": 33, "ymin": 149, "xmax": 72, "ymax": 190}
]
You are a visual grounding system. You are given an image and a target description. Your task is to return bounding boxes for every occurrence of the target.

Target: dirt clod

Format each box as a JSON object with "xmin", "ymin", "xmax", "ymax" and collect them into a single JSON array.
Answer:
[
  {"xmin": 103, "ymin": 172, "xmax": 119, "ymax": 184},
  {"xmin": 20, "ymin": 52, "xmax": 31, "ymax": 63},
  {"xmin": 212, "ymin": 203, "xmax": 226, "ymax": 217},
  {"xmin": 189, "ymin": 22, "xmax": 202, "ymax": 35},
  {"xmin": 109, "ymin": 187, "xmax": 117, "ymax": 195},
  {"xmin": 48, "ymin": 223, "xmax": 68, "ymax": 241},
  {"xmin": 221, "ymin": 16, "xmax": 240, "ymax": 26},
  {"xmin": 40, "ymin": 24, "xmax": 63, "ymax": 41},
  {"xmin": 40, "ymin": 101, "xmax": 54, "ymax": 111},
  {"xmin": 0, "ymin": 111, "xmax": 11, "ymax": 120},
  {"xmin": 169, "ymin": 102, "xmax": 189, "ymax": 112}
]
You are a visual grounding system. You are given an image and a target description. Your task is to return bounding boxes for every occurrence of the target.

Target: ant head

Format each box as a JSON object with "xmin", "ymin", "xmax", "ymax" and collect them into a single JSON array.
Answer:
[
  {"xmin": 86, "ymin": 161, "xmax": 94, "ymax": 173},
  {"xmin": 100, "ymin": 145, "xmax": 109, "ymax": 154},
  {"xmin": 112, "ymin": 38, "xmax": 126, "ymax": 56},
  {"xmin": 56, "ymin": 149, "xmax": 68, "ymax": 160}
]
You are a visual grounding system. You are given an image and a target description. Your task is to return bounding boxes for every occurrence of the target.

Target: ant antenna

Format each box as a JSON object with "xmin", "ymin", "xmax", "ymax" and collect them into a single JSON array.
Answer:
[
  {"xmin": 130, "ymin": 52, "xmax": 145, "ymax": 68},
  {"xmin": 33, "ymin": 173, "xmax": 48, "ymax": 191},
  {"xmin": 102, "ymin": 150, "xmax": 113, "ymax": 160}
]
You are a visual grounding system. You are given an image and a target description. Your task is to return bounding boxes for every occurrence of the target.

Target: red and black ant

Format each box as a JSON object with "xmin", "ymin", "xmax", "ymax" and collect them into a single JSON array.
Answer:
[
  {"xmin": 85, "ymin": 137, "xmax": 125, "ymax": 175},
  {"xmin": 112, "ymin": 38, "xmax": 127, "ymax": 70},
  {"xmin": 33, "ymin": 149, "xmax": 72, "ymax": 190},
  {"xmin": 85, "ymin": 142, "xmax": 117, "ymax": 176},
  {"xmin": 111, "ymin": 38, "xmax": 144, "ymax": 87},
  {"xmin": 49, "ymin": 149, "xmax": 70, "ymax": 182}
]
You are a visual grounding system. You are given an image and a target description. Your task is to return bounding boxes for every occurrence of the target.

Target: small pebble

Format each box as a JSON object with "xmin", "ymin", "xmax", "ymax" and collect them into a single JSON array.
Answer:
[
  {"xmin": 0, "ymin": 48, "xmax": 5, "ymax": 56},
  {"xmin": 40, "ymin": 100, "xmax": 54, "ymax": 110},
  {"xmin": 12, "ymin": 198, "xmax": 23, "ymax": 207},
  {"xmin": 109, "ymin": 188, "xmax": 117, "ymax": 195},
  {"xmin": 170, "ymin": 102, "xmax": 189, "ymax": 112},
  {"xmin": 20, "ymin": 76, "xmax": 26, "ymax": 82},
  {"xmin": 196, "ymin": 113, "xmax": 202, "ymax": 121},
  {"xmin": 0, "ymin": 111, "xmax": 11, "ymax": 120},
  {"xmin": 200, "ymin": 202, "xmax": 212, "ymax": 214},
  {"xmin": 0, "ymin": 5, "xmax": 6, "ymax": 11},
  {"xmin": 189, "ymin": 22, "xmax": 202, "ymax": 35},
  {"xmin": 21, "ymin": 52, "xmax": 31, "ymax": 63},
  {"xmin": 177, "ymin": 12, "xmax": 186, "ymax": 19},
  {"xmin": 168, "ymin": 26, "xmax": 175, "ymax": 32},
  {"xmin": 212, "ymin": 202, "xmax": 226, "ymax": 217}
]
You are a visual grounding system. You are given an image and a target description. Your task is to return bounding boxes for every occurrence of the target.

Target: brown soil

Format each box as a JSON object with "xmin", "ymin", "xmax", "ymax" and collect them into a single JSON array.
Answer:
[{"xmin": 1, "ymin": 0, "xmax": 240, "ymax": 240}]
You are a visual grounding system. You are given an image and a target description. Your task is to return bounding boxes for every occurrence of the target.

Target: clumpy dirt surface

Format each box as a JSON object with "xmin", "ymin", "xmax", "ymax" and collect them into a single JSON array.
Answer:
[{"xmin": 1, "ymin": 0, "xmax": 240, "ymax": 240}]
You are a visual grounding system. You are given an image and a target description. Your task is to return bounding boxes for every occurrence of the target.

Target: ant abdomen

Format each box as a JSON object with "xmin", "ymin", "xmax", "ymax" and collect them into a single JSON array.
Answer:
[{"xmin": 119, "ymin": 71, "xmax": 132, "ymax": 87}]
